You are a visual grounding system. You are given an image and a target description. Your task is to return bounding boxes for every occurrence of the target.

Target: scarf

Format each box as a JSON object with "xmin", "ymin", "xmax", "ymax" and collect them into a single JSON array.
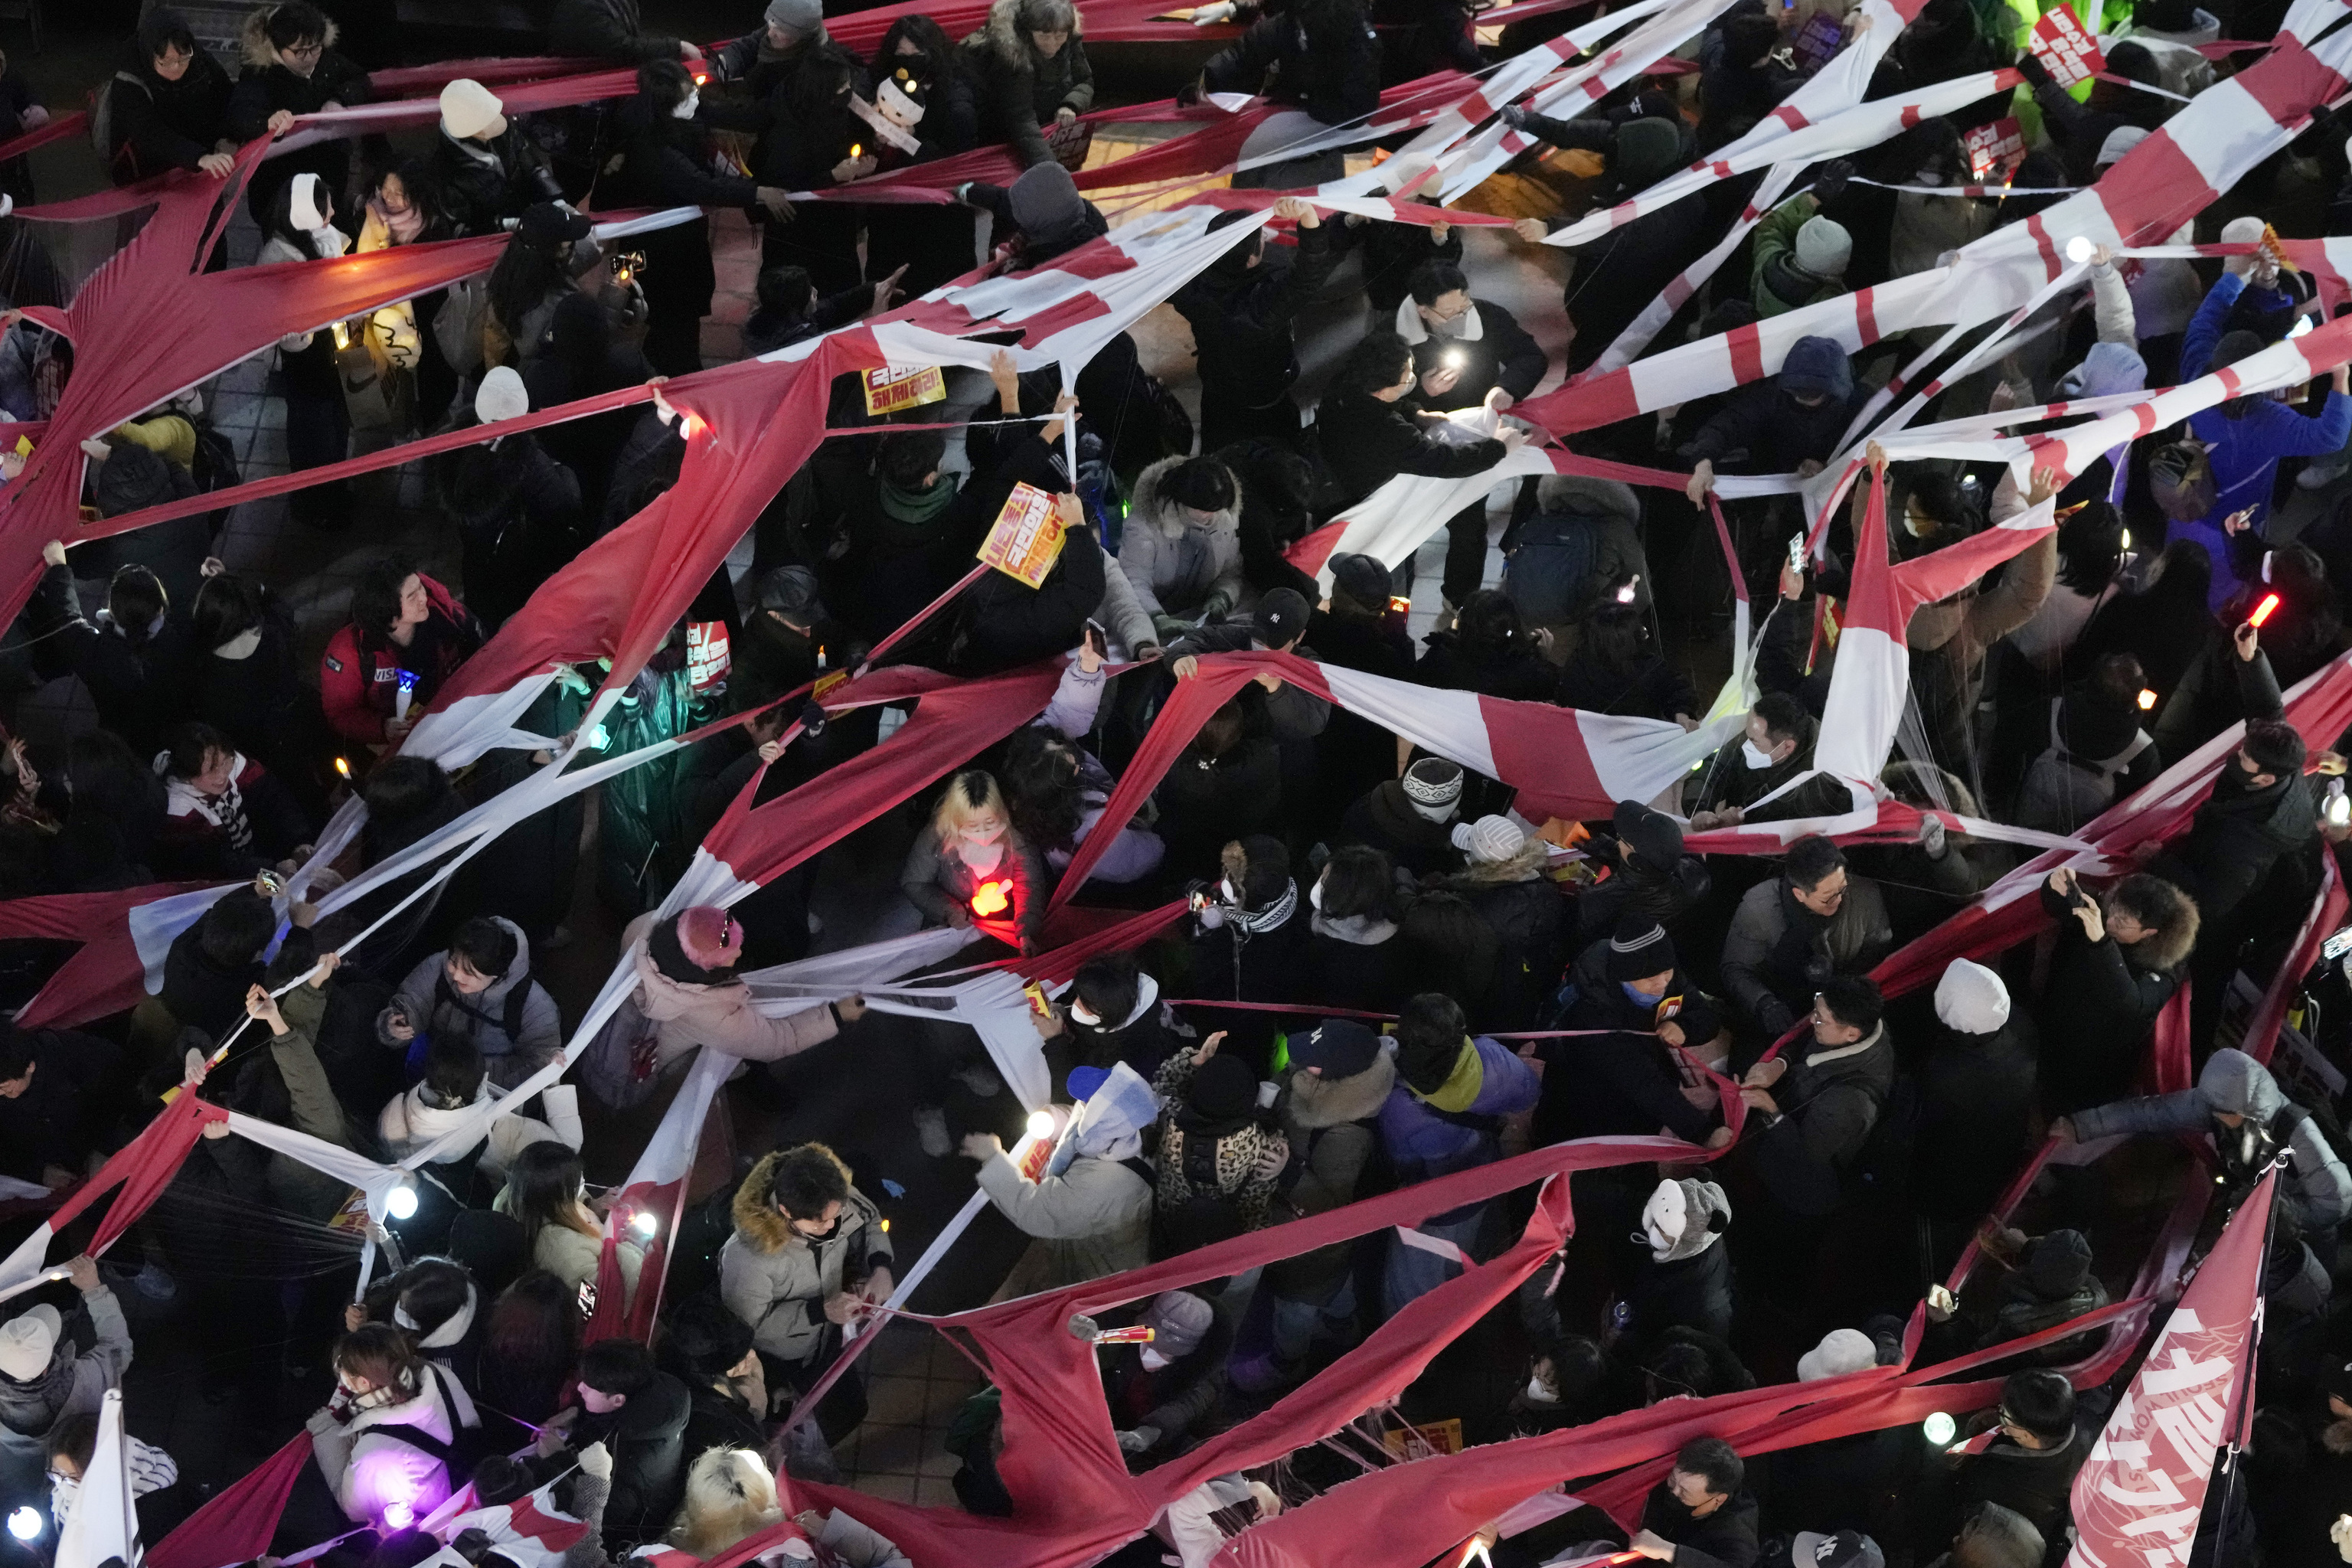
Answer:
[
  {"xmin": 1311, "ymin": 912, "xmax": 1398, "ymax": 946},
  {"xmin": 1232, "ymin": 878, "xmax": 1298, "ymax": 934},
  {"xmin": 880, "ymin": 474, "xmax": 959, "ymax": 524},
  {"xmin": 372, "ymin": 195, "xmax": 427, "ymax": 245},
  {"xmin": 1766, "ymin": 879, "xmax": 1834, "ymax": 988},
  {"xmin": 1415, "ymin": 1039, "xmax": 1485, "ymax": 1113}
]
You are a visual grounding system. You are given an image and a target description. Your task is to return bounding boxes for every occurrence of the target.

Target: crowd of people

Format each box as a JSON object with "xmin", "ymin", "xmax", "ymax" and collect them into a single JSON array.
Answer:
[{"xmin": 0, "ymin": 0, "xmax": 2349, "ymax": 1563}]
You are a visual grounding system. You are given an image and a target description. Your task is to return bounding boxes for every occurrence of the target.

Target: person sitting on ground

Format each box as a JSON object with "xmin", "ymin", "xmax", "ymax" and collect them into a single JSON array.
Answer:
[
  {"xmin": 2034, "ymin": 868, "xmax": 2198, "ymax": 1116},
  {"xmin": 962, "ymin": 1062, "xmax": 1155, "ymax": 1292},
  {"xmin": 1630, "ymin": 1436, "xmax": 1762, "ymax": 1567},
  {"xmin": 1737, "ymin": 975, "xmax": 1896, "ymax": 1220},
  {"xmin": 1102, "ymin": 1291, "xmax": 1230, "ymax": 1468},
  {"xmin": 381, "ymin": 916, "xmax": 565, "ymax": 1091},
  {"xmin": 2058, "ymin": 1047, "xmax": 2351, "ymax": 1232},
  {"xmin": 1720, "ymin": 837, "xmax": 1893, "ymax": 1039}
]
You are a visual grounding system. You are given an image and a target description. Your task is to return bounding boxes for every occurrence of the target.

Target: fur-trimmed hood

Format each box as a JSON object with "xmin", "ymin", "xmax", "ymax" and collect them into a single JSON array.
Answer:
[
  {"xmin": 1424, "ymin": 841, "xmax": 1549, "ymax": 890},
  {"xmin": 978, "ymin": 0, "xmax": 1081, "ymax": 71},
  {"xmin": 1287, "ymin": 1052, "xmax": 1396, "ymax": 1129},
  {"xmin": 1132, "ymin": 456, "xmax": 1241, "ymax": 541},
  {"xmin": 241, "ymin": 5, "xmax": 338, "ymax": 70},
  {"xmin": 2125, "ymin": 893, "xmax": 2199, "ymax": 975},
  {"xmin": 730, "ymin": 1151, "xmax": 799, "ymax": 1253}
]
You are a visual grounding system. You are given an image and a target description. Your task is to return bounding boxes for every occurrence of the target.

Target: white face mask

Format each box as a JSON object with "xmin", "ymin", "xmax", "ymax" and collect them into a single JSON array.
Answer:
[
  {"xmin": 1139, "ymin": 1348, "xmax": 1170, "ymax": 1370},
  {"xmin": 672, "ymin": 90, "xmax": 701, "ymax": 119},
  {"xmin": 1740, "ymin": 739, "xmax": 1776, "ymax": 770},
  {"xmin": 1308, "ymin": 878, "xmax": 1325, "ymax": 910},
  {"xmin": 1069, "ymin": 1001, "xmax": 1101, "ymax": 1027},
  {"xmin": 1219, "ymin": 877, "xmax": 1239, "ymax": 903},
  {"xmin": 1523, "ymin": 1374, "xmax": 1558, "ymax": 1404}
]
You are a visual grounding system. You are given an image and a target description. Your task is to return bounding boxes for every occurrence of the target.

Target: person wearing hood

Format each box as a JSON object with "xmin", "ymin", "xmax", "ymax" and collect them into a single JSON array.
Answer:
[
  {"xmin": 1720, "ymin": 838, "xmax": 1893, "ymax": 1038},
  {"xmin": 964, "ymin": 1062, "xmax": 1155, "ymax": 1290},
  {"xmin": 1632, "ymin": 1437, "xmax": 1762, "ymax": 1568},
  {"xmin": 1682, "ymin": 338, "xmax": 1858, "ymax": 508},
  {"xmin": 549, "ymin": 1339, "xmax": 691, "ymax": 1545},
  {"xmin": 430, "ymin": 79, "xmax": 562, "ymax": 236},
  {"xmin": 1937, "ymin": 1370, "xmax": 2094, "ymax": 1547},
  {"xmin": 1315, "ymin": 329, "xmax": 1524, "ymax": 509},
  {"xmin": 1150, "ymin": 1031, "xmax": 1288, "ymax": 1252},
  {"xmin": 1102, "ymin": 1290, "xmax": 1230, "ymax": 1467},
  {"xmin": 812, "ymin": 431, "xmax": 988, "ymax": 648},
  {"xmin": 1508, "ymin": 106, "xmax": 1711, "ymax": 374},
  {"xmin": 619, "ymin": 906, "xmax": 864, "ymax": 1079},
  {"xmin": 2060, "ymin": 1045, "xmax": 2351, "ymax": 1232},
  {"xmin": 1425, "ymin": 815, "xmax": 1565, "ymax": 1028},
  {"xmin": 961, "ymin": 158, "xmax": 1108, "ymax": 273},
  {"xmin": 1502, "ymin": 473, "xmax": 1653, "ymax": 634},
  {"xmin": 1576, "ymin": 800, "xmax": 1710, "ymax": 947},
  {"xmin": 1173, "ymin": 200, "xmax": 1341, "ymax": 456},
  {"xmin": 1619, "ymin": 1177, "xmax": 1736, "ymax": 1344},
  {"xmin": 23, "ymin": 548, "xmax": 197, "ymax": 759},
  {"xmin": 1120, "ymin": 456, "xmax": 1251, "ymax": 644},
  {"xmin": 1694, "ymin": 8, "xmax": 1801, "ymax": 151},
  {"xmin": 1394, "ymin": 260, "xmax": 1550, "ymax": 610},
  {"xmin": 1978, "ymin": 1230, "xmax": 2114, "ymax": 1366},
  {"xmin": 1913, "ymin": 959, "xmax": 2037, "ymax": 1237},
  {"xmin": 2148, "ymin": 716, "xmax": 2318, "ymax": 936},
  {"xmin": 1752, "ymin": 175, "xmax": 1855, "ymax": 318},
  {"xmin": 2014, "ymin": 652, "xmax": 2163, "ymax": 833},
  {"xmin": 103, "ymin": 9, "xmax": 237, "ymax": 187},
  {"xmin": 2034, "ymin": 867, "xmax": 2197, "ymax": 1115},
  {"xmin": 379, "ymin": 916, "xmax": 564, "ymax": 1090},
  {"xmin": 351, "ymin": 1257, "xmax": 485, "ymax": 1398},
  {"xmin": 656, "ymin": 1296, "xmax": 768, "ymax": 1463},
  {"xmin": 1379, "ymin": 994, "xmax": 1539, "ymax": 1312},
  {"xmin": 1037, "ymin": 952, "xmax": 1174, "ymax": 1085},
  {"xmin": 1187, "ymin": 835, "xmax": 1313, "ymax": 1065},
  {"xmin": 959, "ymin": 0, "xmax": 1092, "ymax": 170},
  {"xmin": 1339, "ymin": 756, "xmax": 1467, "ymax": 879},
  {"xmin": 1738, "ymin": 974, "xmax": 1896, "ymax": 1219},
  {"xmin": 0, "ymin": 1256, "xmax": 128, "ymax": 1501},
  {"xmin": 1541, "ymin": 916, "xmax": 1731, "ymax": 1148},
  {"xmin": 2177, "ymin": 253, "xmax": 2352, "ymax": 611},
  {"xmin": 720, "ymin": 1143, "xmax": 893, "ymax": 1441},
  {"xmin": 226, "ymin": 2, "xmax": 371, "ymax": 226},
  {"xmin": 73, "ymin": 437, "xmax": 209, "ymax": 613},
  {"xmin": 1245, "ymin": 1019, "xmax": 1395, "ymax": 1388}
]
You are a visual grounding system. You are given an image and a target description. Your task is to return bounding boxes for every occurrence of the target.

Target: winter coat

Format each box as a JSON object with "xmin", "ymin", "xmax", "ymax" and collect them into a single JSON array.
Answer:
[
  {"xmin": 103, "ymin": 38, "xmax": 234, "ymax": 184},
  {"xmin": 1162, "ymin": 622, "xmax": 1334, "ymax": 739},
  {"xmin": 1200, "ymin": 9, "xmax": 1380, "ymax": 125},
  {"xmin": 1397, "ymin": 296, "xmax": 1549, "ymax": 413},
  {"xmin": 1684, "ymin": 717, "xmax": 1848, "ymax": 825},
  {"xmin": 1908, "ymin": 469, "xmax": 2058, "ymax": 763},
  {"xmin": 1186, "ymin": 891, "xmax": 1312, "ymax": 1060},
  {"xmin": 1269, "ymin": 1054, "xmax": 1395, "ymax": 1295},
  {"xmin": 2034, "ymin": 877, "xmax": 2191, "ymax": 1115},
  {"xmin": 1119, "ymin": 458, "xmax": 1248, "ymax": 629},
  {"xmin": 1102, "ymin": 1306, "xmax": 1231, "ymax": 1455},
  {"xmin": 431, "ymin": 128, "xmax": 563, "ymax": 237},
  {"xmin": 319, "ymin": 575, "xmax": 482, "ymax": 744},
  {"xmin": 0, "ymin": 1030, "xmax": 113, "ymax": 1184},
  {"xmin": 1155, "ymin": 733, "xmax": 1282, "ymax": 871},
  {"xmin": 1425, "ymin": 844, "xmax": 1566, "ymax": 1027},
  {"xmin": 975, "ymin": 1148, "xmax": 1153, "ymax": 1287},
  {"xmin": 2150, "ymin": 763, "xmax": 2317, "ymax": 930},
  {"xmin": 961, "ymin": 521, "xmax": 1155, "ymax": 667},
  {"xmin": 719, "ymin": 1153, "xmax": 894, "ymax": 1365},
  {"xmin": 619, "ymin": 911, "xmax": 842, "ymax": 1071},
  {"xmin": 226, "ymin": 11, "xmax": 369, "ymax": 219},
  {"xmin": 1312, "ymin": 384, "xmax": 1509, "ymax": 508},
  {"xmin": 1338, "ymin": 779, "xmax": 1462, "ymax": 879},
  {"xmin": 1745, "ymin": 1021, "xmax": 1896, "ymax": 1217},
  {"xmin": 0, "ymin": 1284, "xmax": 130, "ymax": 1502},
  {"xmin": 1751, "ymin": 192, "xmax": 1846, "ymax": 318},
  {"xmin": 1302, "ymin": 913, "xmax": 1419, "ymax": 1016},
  {"xmin": 679, "ymin": 1381, "xmax": 764, "ymax": 1468},
  {"xmin": 304, "ymin": 1363, "xmax": 466, "ymax": 1524},
  {"xmin": 22, "ymin": 569, "xmax": 196, "ymax": 756},
  {"xmin": 2073, "ymin": 1048, "xmax": 2351, "ymax": 1230},
  {"xmin": 1622, "ymin": 1235, "xmax": 1735, "ymax": 1346},
  {"xmin": 1501, "ymin": 483, "xmax": 1648, "ymax": 630},
  {"xmin": 155, "ymin": 750, "xmax": 308, "ymax": 880},
  {"xmin": 1542, "ymin": 941, "xmax": 1718, "ymax": 1145},
  {"xmin": 549, "ymin": 0, "xmax": 686, "ymax": 63},
  {"xmin": 572, "ymin": 1369, "xmax": 691, "ymax": 1544},
  {"xmin": 959, "ymin": 0, "xmax": 1094, "ymax": 169},
  {"xmin": 1720, "ymin": 874, "xmax": 1893, "ymax": 1036},
  {"xmin": 1678, "ymin": 378, "xmax": 1857, "ymax": 475},
  {"xmin": 1378, "ymin": 1034, "xmax": 1540, "ymax": 1180},
  {"xmin": 377, "ymin": 1082, "xmax": 576, "ymax": 1184},
  {"xmin": 1414, "ymin": 629, "xmax": 1557, "ymax": 703},
  {"xmin": 1948, "ymin": 1423, "xmax": 2091, "ymax": 1541},
  {"xmin": 1152, "ymin": 1049, "xmax": 1289, "ymax": 1233},
  {"xmin": 1913, "ymin": 1017, "xmax": 2038, "ymax": 1223},
  {"xmin": 380, "ymin": 919, "xmax": 564, "ymax": 1084},
  {"xmin": 900, "ymin": 825, "xmax": 1049, "ymax": 949},
  {"xmin": 1638, "ymin": 1481, "xmax": 1761, "ymax": 1568},
  {"xmin": 1171, "ymin": 217, "xmax": 1341, "ymax": 410},
  {"xmin": 2150, "ymin": 632, "xmax": 2287, "ymax": 769}
]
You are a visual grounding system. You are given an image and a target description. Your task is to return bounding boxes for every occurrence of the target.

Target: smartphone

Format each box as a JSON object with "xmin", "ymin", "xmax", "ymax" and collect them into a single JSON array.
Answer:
[
  {"xmin": 1786, "ymin": 531, "xmax": 1806, "ymax": 571},
  {"xmin": 2325, "ymin": 925, "xmax": 2352, "ymax": 962},
  {"xmin": 576, "ymin": 1279, "xmax": 599, "ymax": 1319},
  {"xmin": 1084, "ymin": 619, "xmax": 1108, "ymax": 658}
]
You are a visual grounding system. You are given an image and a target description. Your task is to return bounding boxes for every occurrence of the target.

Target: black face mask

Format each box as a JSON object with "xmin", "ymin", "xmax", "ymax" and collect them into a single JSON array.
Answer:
[{"xmin": 787, "ymin": 1211, "xmax": 842, "ymax": 1243}]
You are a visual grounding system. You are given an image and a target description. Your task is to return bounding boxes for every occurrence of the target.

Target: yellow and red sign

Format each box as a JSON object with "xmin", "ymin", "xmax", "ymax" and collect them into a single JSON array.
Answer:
[
  {"xmin": 977, "ymin": 482, "xmax": 1070, "ymax": 588},
  {"xmin": 863, "ymin": 363, "xmax": 947, "ymax": 417}
]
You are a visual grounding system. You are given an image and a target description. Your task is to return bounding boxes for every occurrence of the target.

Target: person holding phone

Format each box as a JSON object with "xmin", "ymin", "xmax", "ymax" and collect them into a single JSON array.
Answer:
[{"xmin": 2033, "ymin": 867, "xmax": 2198, "ymax": 1115}]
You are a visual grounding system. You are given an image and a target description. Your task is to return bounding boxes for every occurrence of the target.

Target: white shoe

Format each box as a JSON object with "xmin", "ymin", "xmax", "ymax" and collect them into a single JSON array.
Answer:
[
  {"xmin": 2298, "ymin": 456, "xmax": 2351, "ymax": 491},
  {"xmin": 913, "ymin": 1105, "xmax": 950, "ymax": 1157}
]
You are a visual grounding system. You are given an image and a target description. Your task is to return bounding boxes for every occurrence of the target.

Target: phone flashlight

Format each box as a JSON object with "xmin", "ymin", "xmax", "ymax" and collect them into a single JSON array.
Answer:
[
  {"xmin": 2119, "ymin": 528, "xmax": 2132, "ymax": 553},
  {"xmin": 1615, "ymin": 576, "xmax": 1639, "ymax": 604},
  {"xmin": 2329, "ymin": 781, "xmax": 2350, "ymax": 827},
  {"xmin": 1389, "ymin": 594, "xmax": 1413, "ymax": 614},
  {"xmin": 2252, "ymin": 592, "xmax": 2282, "ymax": 629},
  {"xmin": 1442, "ymin": 348, "xmax": 1467, "ymax": 369},
  {"xmin": 2136, "ymin": 688, "xmax": 2157, "ymax": 711}
]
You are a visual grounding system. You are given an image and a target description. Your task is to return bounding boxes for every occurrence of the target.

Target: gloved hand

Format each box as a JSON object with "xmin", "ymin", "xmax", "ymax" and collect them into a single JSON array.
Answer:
[
  {"xmin": 1116, "ymin": 1425, "xmax": 1161, "ymax": 1454},
  {"xmin": 1756, "ymin": 997, "xmax": 1797, "ymax": 1038},
  {"xmin": 579, "ymin": 1441, "xmax": 613, "ymax": 1480},
  {"xmin": 1814, "ymin": 159, "xmax": 1854, "ymax": 204},
  {"xmin": 1498, "ymin": 104, "xmax": 1530, "ymax": 132},
  {"xmin": 1152, "ymin": 613, "xmax": 1191, "ymax": 644},
  {"xmin": 1201, "ymin": 590, "xmax": 1236, "ymax": 622},
  {"xmin": 800, "ymin": 697, "xmax": 829, "ymax": 737},
  {"xmin": 1918, "ymin": 812, "xmax": 1947, "ymax": 858}
]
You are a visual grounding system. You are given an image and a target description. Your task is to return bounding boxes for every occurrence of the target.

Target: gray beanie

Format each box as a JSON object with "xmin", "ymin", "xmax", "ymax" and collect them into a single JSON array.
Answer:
[
  {"xmin": 1008, "ymin": 160, "xmax": 1084, "ymax": 236},
  {"xmin": 1142, "ymin": 1290, "xmax": 1214, "ymax": 1357},
  {"xmin": 766, "ymin": 0, "xmax": 824, "ymax": 38}
]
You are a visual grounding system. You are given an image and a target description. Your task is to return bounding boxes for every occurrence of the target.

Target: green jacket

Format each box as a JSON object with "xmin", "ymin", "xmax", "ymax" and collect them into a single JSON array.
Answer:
[{"xmin": 1751, "ymin": 192, "xmax": 1848, "ymax": 318}]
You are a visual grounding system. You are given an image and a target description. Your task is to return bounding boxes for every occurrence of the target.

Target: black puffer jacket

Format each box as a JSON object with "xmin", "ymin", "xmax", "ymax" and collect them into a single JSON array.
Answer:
[
  {"xmin": 1314, "ymin": 384, "xmax": 1507, "ymax": 508},
  {"xmin": 550, "ymin": 0, "xmax": 686, "ymax": 64},
  {"xmin": 103, "ymin": 39, "xmax": 234, "ymax": 184},
  {"xmin": 226, "ymin": 11, "xmax": 371, "ymax": 220},
  {"xmin": 1172, "ymin": 218, "xmax": 1341, "ymax": 407},
  {"xmin": 1200, "ymin": 7, "xmax": 1380, "ymax": 126},
  {"xmin": 959, "ymin": 0, "xmax": 1093, "ymax": 168},
  {"xmin": 430, "ymin": 129, "xmax": 564, "ymax": 237},
  {"xmin": 2152, "ymin": 763, "xmax": 2318, "ymax": 929},
  {"xmin": 570, "ymin": 1370, "xmax": 691, "ymax": 1545},
  {"xmin": 2034, "ymin": 877, "xmax": 2191, "ymax": 1116}
]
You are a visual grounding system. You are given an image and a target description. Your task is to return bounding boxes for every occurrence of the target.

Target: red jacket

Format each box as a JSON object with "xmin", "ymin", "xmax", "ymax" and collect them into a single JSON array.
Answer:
[{"xmin": 319, "ymin": 575, "xmax": 479, "ymax": 743}]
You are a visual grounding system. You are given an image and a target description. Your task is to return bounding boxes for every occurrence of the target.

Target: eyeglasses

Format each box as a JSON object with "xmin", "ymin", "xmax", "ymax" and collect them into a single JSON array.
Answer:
[{"xmin": 285, "ymin": 41, "xmax": 325, "ymax": 58}]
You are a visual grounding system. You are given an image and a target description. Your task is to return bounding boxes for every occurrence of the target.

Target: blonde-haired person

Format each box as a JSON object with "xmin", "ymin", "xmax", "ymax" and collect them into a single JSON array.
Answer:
[
  {"xmin": 900, "ymin": 768, "xmax": 1048, "ymax": 953},
  {"xmin": 303, "ymin": 1321, "xmax": 479, "ymax": 1524},
  {"xmin": 658, "ymin": 1447, "xmax": 910, "ymax": 1567}
]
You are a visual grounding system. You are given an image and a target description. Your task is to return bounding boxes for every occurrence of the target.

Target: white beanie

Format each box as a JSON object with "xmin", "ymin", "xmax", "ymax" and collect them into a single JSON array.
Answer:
[
  {"xmin": 1934, "ymin": 956, "xmax": 2011, "ymax": 1035},
  {"xmin": 0, "ymin": 1304, "xmax": 60, "ymax": 1382},
  {"xmin": 439, "ymin": 78, "xmax": 508, "ymax": 142},
  {"xmin": 1450, "ymin": 814, "xmax": 1524, "ymax": 864},
  {"xmin": 289, "ymin": 172, "xmax": 330, "ymax": 234},
  {"xmin": 2096, "ymin": 126, "xmax": 2148, "ymax": 168},
  {"xmin": 1795, "ymin": 1327, "xmax": 1877, "ymax": 1382},
  {"xmin": 1795, "ymin": 214, "xmax": 1851, "ymax": 277},
  {"xmin": 475, "ymin": 366, "xmax": 530, "ymax": 426},
  {"xmin": 2222, "ymin": 215, "xmax": 2266, "ymax": 244}
]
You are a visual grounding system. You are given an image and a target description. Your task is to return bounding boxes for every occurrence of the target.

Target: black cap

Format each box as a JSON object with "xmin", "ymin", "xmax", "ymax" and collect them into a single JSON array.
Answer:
[
  {"xmin": 1329, "ymin": 553, "xmax": 1393, "ymax": 611},
  {"xmin": 756, "ymin": 565, "xmax": 825, "ymax": 626},
  {"xmin": 1256, "ymin": 588, "xmax": 1310, "ymax": 648},
  {"xmin": 1290, "ymin": 1018, "xmax": 1381, "ymax": 1077},
  {"xmin": 518, "ymin": 203, "xmax": 593, "ymax": 247},
  {"xmin": 1613, "ymin": 799, "xmax": 1684, "ymax": 867},
  {"xmin": 1791, "ymin": 1532, "xmax": 1886, "ymax": 1568}
]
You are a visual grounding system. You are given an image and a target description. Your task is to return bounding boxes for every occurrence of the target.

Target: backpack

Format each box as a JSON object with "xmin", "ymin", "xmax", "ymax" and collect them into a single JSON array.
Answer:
[
  {"xmin": 577, "ymin": 993, "xmax": 665, "ymax": 1111},
  {"xmin": 2148, "ymin": 440, "xmax": 2218, "ymax": 522},
  {"xmin": 433, "ymin": 969, "xmax": 534, "ymax": 1049},
  {"xmin": 88, "ymin": 73, "xmax": 149, "ymax": 181},
  {"xmin": 435, "ymin": 276, "xmax": 490, "ymax": 376}
]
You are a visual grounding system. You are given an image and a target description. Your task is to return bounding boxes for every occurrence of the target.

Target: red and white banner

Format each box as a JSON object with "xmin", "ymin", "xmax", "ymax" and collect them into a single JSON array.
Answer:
[{"xmin": 2065, "ymin": 1168, "xmax": 2275, "ymax": 1568}]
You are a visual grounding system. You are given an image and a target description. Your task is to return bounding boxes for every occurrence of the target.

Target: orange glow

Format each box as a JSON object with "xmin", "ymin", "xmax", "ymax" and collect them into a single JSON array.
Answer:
[
  {"xmin": 692, "ymin": 70, "xmax": 710, "ymax": 85},
  {"xmin": 970, "ymin": 880, "xmax": 1011, "ymax": 917},
  {"xmin": 681, "ymin": 412, "xmax": 707, "ymax": 439},
  {"xmin": 2137, "ymin": 688, "xmax": 2158, "ymax": 710},
  {"xmin": 333, "ymin": 756, "xmax": 352, "ymax": 779},
  {"xmin": 2252, "ymin": 593, "xmax": 2282, "ymax": 628}
]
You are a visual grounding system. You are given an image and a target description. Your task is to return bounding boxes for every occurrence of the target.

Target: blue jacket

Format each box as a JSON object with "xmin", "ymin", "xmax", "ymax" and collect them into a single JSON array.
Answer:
[
  {"xmin": 2180, "ymin": 273, "xmax": 2352, "ymax": 609},
  {"xmin": 1378, "ymin": 1035, "xmax": 1541, "ymax": 1181}
]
